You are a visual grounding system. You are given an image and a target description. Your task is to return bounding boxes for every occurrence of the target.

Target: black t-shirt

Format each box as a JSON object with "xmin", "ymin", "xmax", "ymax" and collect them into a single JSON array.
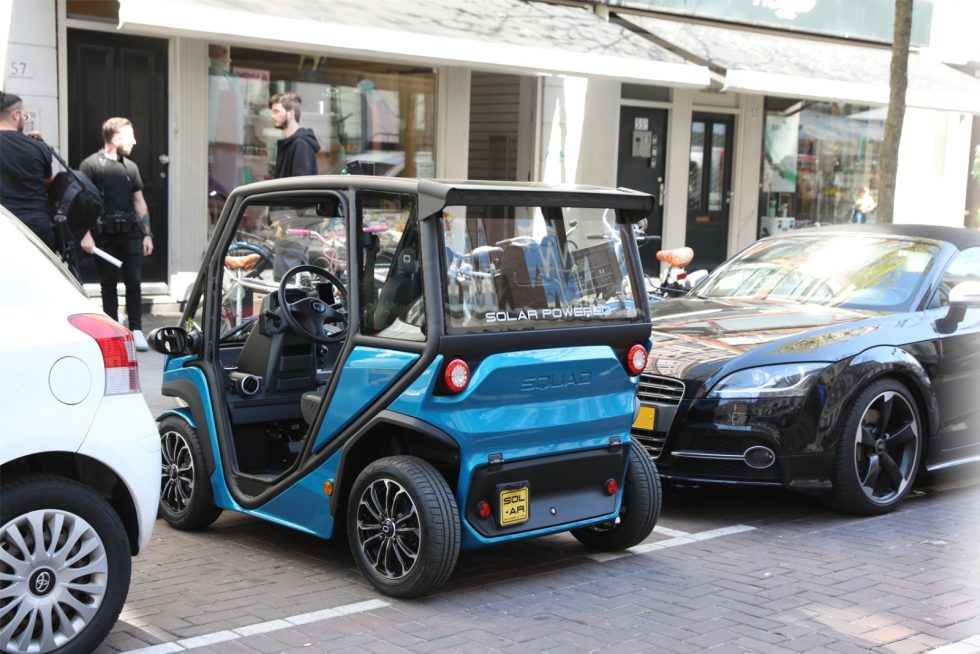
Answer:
[
  {"xmin": 79, "ymin": 150, "xmax": 144, "ymax": 214},
  {"xmin": 0, "ymin": 130, "xmax": 53, "ymax": 227}
]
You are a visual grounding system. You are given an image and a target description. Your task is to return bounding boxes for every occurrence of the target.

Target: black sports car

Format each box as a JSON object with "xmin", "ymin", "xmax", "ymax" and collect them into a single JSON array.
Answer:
[{"xmin": 633, "ymin": 224, "xmax": 980, "ymax": 514}]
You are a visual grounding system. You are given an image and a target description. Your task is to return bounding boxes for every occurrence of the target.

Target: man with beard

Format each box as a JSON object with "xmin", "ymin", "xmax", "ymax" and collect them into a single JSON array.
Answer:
[
  {"xmin": 80, "ymin": 117, "xmax": 154, "ymax": 350},
  {"xmin": 0, "ymin": 92, "xmax": 55, "ymax": 248},
  {"xmin": 269, "ymin": 92, "xmax": 320, "ymax": 178}
]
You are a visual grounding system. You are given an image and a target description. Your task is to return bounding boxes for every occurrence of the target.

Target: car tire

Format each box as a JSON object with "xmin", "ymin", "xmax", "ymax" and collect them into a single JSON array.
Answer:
[
  {"xmin": 0, "ymin": 475, "xmax": 131, "ymax": 654},
  {"xmin": 347, "ymin": 456, "xmax": 460, "ymax": 598},
  {"xmin": 828, "ymin": 378, "xmax": 923, "ymax": 515},
  {"xmin": 158, "ymin": 416, "xmax": 223, "ymax": 530},
  {"xmin": 571, "ymin": 439, "xmax": 662, "ymax": 552}
]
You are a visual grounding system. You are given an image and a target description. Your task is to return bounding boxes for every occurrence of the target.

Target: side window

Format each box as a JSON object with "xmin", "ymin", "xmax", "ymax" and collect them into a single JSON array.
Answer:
[
  {"xmin": 932, "ymin": 247, "xmax": 980, "ymax": 307},
  {"xmin": 358, "ymin": 193, "xmax": 424, "ymax": 341}
]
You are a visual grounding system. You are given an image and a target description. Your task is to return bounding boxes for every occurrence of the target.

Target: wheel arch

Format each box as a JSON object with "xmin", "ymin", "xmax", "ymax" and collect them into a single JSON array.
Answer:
[
  {"xmin": 839, "ymin": 346, "xmax": 937, "ymax": 461},
  {"xmin": 160, "ymin": 379, "xmax": 217, "ymax": 475},
  {"xmin": 1, "ymin": 452, "xmax": 142, "ymax": 555},
  {"xmin": 330, "ymin": 411, "xmax": 461, "ymax": 521}
]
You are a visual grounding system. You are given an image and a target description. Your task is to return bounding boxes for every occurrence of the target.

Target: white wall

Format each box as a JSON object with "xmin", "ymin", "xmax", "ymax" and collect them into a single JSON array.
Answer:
[
  {"xmin": 539, "ymin": 76, "xmax": 618, "ymax": 187},
  {"xmin": 894, "ymin": 108, "xmax": 973, "ymax": 227},
  {"xmin": 730, "ymin": 94, "xmax": 764, "ymax": 253},
  {"xmin": 2, "ymin": 0, "xmax": 59, "ymax": 150}
]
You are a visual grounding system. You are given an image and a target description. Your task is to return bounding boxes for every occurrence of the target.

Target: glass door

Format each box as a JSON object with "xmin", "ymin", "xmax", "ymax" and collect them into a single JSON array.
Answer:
[{"xmin": 686, "ymin": 113, "xmax": 734, "ymax": 272}]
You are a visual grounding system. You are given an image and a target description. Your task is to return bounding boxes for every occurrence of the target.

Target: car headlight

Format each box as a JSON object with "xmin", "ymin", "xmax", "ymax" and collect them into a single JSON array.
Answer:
[{"xmin": 707, "ymin": 363, "xmax": 827, "ymax": 399}]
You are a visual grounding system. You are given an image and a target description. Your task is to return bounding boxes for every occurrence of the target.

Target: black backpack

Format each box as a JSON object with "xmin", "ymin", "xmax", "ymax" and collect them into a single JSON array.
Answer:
[{"xmin": 45, "ymin": 146, "xmax": 103, "ymax": 280}]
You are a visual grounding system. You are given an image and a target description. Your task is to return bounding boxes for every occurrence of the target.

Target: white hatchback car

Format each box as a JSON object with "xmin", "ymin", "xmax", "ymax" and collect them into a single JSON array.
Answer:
[{"xmin": 0, "ymin": 208, "xmax": 160, "ymax": 654}]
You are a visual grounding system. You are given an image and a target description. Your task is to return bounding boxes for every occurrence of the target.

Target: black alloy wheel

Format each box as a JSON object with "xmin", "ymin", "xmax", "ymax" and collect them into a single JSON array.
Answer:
[
  {"xmin": 347, "ymin": 457, "xmax": 459, "ymax": 598},
  {"xmin": 829, "ymin": 379, "xmax": 922, "ymax": 515},
  {"xmin": 157, "ymin": 416, "xmax": 222, "ymax": 530}
]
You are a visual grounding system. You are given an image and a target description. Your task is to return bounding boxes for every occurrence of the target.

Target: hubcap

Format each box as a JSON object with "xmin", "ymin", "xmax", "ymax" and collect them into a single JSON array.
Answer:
[
  {"xmin": 0, "ymin": 509, "xmax": 109, "ymax": 653},
  {"xmin": 355, "ymin": 479, "xmax": 421, "ymax": 580},
  {"xmin": 161, "ymin": 430, "xmax": 194, "ymax": 514},
  {"xmin": 853, "ymin": 390, "xmax": 919, "ymax": 505}
]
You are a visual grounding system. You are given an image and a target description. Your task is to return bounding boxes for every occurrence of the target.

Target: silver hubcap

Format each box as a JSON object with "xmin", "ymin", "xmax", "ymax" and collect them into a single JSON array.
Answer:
[
  {"xmin": 161, "ymin": 430, "xmax": 194, "ymax": 514},
  {"xmin": 0, "ymin": 510, "xmax": 108, "ymax": 653},
  {"xmin": 355, "ymin": 479, "xmax": 421, "ymax": 580},
  {"xmin": 853, "ymin": 390, "xmax": 919, "ymax": 505}
]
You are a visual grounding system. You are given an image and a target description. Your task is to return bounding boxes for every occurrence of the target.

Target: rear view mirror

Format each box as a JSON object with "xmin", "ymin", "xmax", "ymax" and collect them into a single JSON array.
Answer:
[{"xmin": 148, "ymin": 326, "xmax": 191, "ymax": 355}]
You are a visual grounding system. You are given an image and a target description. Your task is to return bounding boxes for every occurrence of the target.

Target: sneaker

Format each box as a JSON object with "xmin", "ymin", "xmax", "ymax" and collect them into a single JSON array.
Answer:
[{"xmin": 132, "ymin": 329, "xmax": 149, "ymax": 352}]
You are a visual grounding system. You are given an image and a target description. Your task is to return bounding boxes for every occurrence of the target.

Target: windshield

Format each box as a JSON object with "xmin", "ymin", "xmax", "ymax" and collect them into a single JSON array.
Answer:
[
  {"xmin": 441, "ymin": 205, "xmax": 643, "ymax": 333},
  {"xmin": 696, "ymin": 234, "xmax": 941, "ymax": 311}
]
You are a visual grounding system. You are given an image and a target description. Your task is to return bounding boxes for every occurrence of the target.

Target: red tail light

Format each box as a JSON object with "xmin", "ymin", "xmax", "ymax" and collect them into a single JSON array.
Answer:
[
  {"xmin": 68, "ymin": 314, "xmax": 140, "ymax": 395},
  {"xmin": 444, "ymin": 359, "xmax": 470, "ymax": 394},
  {"xmin": 605, "ymin": 478, "xmax": 619, "ymax": 495},
  {"xmin": 477, "ymin": 501, "xmax": 492, "ymax": 519},
  {"xmin": 626, "ymin": 344, "xmax": 648, "ymax": 376}
]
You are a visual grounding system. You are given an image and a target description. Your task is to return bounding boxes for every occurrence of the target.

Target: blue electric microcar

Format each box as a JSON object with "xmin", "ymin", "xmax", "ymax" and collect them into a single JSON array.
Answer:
[{"xmin": 150, "ymin": 176, "xmax": 660, "ymax": 597}]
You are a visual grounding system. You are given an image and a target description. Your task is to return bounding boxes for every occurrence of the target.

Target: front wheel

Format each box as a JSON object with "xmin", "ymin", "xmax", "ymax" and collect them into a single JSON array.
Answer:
[
  {"xmin": 0, "ymin": 476, "xmax": 131, "ymax": 654},
  {"xmin": 572, "ymin": 439, "xmax": 661, "ymax": 552},
  {"xmin": 347, "ymin": 457, "xmax": 460, "ymax": 598},
  {"xmin": 159, "ymin": 416, "xmax": 222, "ymax": 530},
  {"xmin": 827, "ymin": 379, "xmax": 923, "ymax": 515}
]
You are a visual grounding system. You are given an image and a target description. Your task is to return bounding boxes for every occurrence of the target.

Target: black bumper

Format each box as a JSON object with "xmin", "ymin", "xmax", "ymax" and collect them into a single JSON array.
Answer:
[{"xmin": 465, "ymin": 445, "xmax": 629, "ymax": 538}]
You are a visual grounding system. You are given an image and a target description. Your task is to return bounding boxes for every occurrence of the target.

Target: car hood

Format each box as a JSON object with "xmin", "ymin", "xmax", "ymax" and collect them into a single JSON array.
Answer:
[{"xmin": 645, "ymin": 297, "xmax": 888, "ymax": 391}]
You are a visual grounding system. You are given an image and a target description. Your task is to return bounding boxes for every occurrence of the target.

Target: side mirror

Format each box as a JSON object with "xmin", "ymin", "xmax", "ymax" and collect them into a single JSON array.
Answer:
[
  {"xmin": 935, "ymin": 281, "xmax": 980, "ymax": 334},
  {"xmin": 148, "ymin": 326, "xmax": 194, "ymax": 355}
]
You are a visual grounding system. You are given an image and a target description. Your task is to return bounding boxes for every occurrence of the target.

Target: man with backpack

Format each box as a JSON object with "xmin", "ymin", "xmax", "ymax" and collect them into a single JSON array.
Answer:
[
  {"xmin": 0, "ymin": 92, "xmax": 55, "ymax": 248},
  {"xmin": 80, "ymin": 117, "xmax": 154, "ymax": 351}
]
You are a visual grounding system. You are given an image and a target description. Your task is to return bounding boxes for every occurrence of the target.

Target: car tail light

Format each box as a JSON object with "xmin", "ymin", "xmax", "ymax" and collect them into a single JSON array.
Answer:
[
  {"xmin": 626, "ymin": 344, "xmax": 648, "ymax": 376},
  {"xmin": 68, "ymin": 314, "xmax": 140, "ymax": 395},
  {"xmin": 477, "ymin": 501, "xmax": 492, "ymax": 519},
  {"xmin": 605, "ymin": 478, "xmax": 619, "ymax": 495},
  {"xmin": 444, "ymin": 359, "xmax": 470, "ymax": 394}
]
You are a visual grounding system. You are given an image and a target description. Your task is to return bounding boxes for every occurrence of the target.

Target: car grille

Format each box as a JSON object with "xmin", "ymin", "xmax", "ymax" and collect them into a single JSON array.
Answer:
[{"xmin": 634, "ymin": 375, "xmax": 685, "ymax": 459}]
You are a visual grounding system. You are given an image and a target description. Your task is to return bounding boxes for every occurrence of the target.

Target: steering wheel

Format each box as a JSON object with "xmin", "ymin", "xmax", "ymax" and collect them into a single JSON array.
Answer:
[{"xmin": 276, "ymin": 264, "xmax": 349, "ymax": 344}]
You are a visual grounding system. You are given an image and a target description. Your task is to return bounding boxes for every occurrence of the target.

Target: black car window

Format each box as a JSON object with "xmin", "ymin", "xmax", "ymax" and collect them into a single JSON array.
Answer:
[{"xmin": 931, "ymin": 247, "xmax": 980, "ymax": 307}]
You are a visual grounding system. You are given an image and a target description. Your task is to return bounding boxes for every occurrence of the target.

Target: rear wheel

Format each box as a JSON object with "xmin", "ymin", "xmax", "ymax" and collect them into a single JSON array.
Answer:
[
  {"xmin": 828, "ymin": 379, "xmax": 922, "ymax": 515},
  {"xmin": 0, "ymin": 476, "xmax": 130, "ymax": 654},
  {"xmin": 159, "ymin": 416, "xmax": 222, "ymax": 530},
  {"xmin": 572, "ymin": 439, "xmax": 661, "ymax": 552},
  {"xmin": 347, "ymin": 457, "xmax": 460, "ymax": 598}
]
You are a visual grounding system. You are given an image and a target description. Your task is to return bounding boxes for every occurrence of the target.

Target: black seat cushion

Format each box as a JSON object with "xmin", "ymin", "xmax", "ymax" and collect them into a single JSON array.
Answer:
[{"xmin": 300, "ymin": 372, "xmax": 332, "ymax": 424}]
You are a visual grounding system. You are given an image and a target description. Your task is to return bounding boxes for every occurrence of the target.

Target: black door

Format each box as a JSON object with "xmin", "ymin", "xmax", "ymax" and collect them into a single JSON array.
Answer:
[
  {"xmin": 617, "ymin": 106, "xmax": 667, "ymax": 279},
  {"xmin": 686, "ymin": 113, "xmax": 734, "ymax": 272},
  {"xmin": 67, "ymin": 29, "xmax": 169, "ymax": 283}
]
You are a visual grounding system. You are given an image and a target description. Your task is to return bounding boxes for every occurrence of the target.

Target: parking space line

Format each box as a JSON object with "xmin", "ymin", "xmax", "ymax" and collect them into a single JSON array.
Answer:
[
  {"xmin": 587, "ymin": 524, "xmax": 756, "ymax": 563},
  {"xmin": 653, "ymin": 525, "xmax": 691, "ymax": 538},
  {"xmin": 929, "ymin": 635, "xmax": 980, "ymax": 654},
  {"xmin": 122, "ymin": 599, "xmax": 390, "ymax": 653}
]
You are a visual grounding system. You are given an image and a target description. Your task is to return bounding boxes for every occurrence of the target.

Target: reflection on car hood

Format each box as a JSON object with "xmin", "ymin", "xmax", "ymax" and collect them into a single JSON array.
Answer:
[{"xmin": 645, "ymin": 297, "xmax": 882, "ymax": 383}]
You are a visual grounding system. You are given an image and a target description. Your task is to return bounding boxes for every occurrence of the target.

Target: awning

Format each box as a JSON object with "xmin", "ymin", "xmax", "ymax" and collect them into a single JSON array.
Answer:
[
  {"xmin": 617, "ymin": 13, "xmax": 980, "ymax": 114},
  {"xmin": 117, "ymin": 0, "xmax": 710, "ymax": 88}
]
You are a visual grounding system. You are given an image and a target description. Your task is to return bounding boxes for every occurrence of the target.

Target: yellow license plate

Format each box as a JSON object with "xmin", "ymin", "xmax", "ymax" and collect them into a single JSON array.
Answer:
[
  {"xmin": 499, "ymin": 486, "xmax": 529, "ymax": 526},
  {"xmin": 632, "ymin": 406, "xmax": 656, "ymax": 431}
]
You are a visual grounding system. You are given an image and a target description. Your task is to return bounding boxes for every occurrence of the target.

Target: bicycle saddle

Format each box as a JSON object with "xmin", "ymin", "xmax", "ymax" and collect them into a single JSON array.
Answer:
[
  {"xmin": 224, "ymin": 253, "xmax": 262, "ymax": 272},
  {"xmin": 656, "ymin": 247, "xmax": 694, "ymax": 268}
]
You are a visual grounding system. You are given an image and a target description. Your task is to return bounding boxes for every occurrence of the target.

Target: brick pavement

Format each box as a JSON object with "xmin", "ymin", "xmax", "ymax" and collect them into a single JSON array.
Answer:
[{"xmin": 97, "ymin": 466, "xmax": 980, "ymax": 653}]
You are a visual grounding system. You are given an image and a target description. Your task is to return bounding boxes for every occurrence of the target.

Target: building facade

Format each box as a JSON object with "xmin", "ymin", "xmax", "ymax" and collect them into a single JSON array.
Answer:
[{"xmin": 2, "ymin": 0, "xmax": 979, "ymax": 295}]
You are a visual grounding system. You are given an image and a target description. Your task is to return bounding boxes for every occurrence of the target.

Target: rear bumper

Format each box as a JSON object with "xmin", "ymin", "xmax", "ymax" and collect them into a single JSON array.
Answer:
[
  {"xmin": 79, "ymin": 394, "xmax": 160, "ymax": 552},
  {"xmin": 460, "ymin": 445, "xmax": 629, "ymax": 546}
]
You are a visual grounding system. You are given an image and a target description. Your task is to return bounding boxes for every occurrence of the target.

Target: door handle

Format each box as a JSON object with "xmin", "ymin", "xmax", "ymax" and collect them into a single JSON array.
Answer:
[
  {"xmin": 726, "ymin": 190, "xmax": 734, "ymax": 205},
  {"xmin": 658, "ymin": 178, "xmax": 665, "ymax": 207},
  {"xmin": 158, "ymin": 154, "xmax": 171, "ymax": 165}
]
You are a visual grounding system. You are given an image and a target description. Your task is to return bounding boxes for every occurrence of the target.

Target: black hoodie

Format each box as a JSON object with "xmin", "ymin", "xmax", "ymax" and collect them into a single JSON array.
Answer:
[{"xmin": 274, "ymin": 127, "xmax": 320, "ymax": 178}]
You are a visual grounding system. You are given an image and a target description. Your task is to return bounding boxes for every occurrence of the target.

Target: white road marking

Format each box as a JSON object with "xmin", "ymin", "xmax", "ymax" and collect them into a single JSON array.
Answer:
[
  {"xmin": 588, "ymin": 524, "xmax": 757, "ymax": 563},
  {"xmin": 929, "ymin": 635, "xmax": 980, "ymax": 654},
  {"xmin": 122, "ymin": 599, "xmax": 390, "ymax": 653},
  {"xmin": 653, "ymin": 525, "xmax": 691, "ymax": 538}
]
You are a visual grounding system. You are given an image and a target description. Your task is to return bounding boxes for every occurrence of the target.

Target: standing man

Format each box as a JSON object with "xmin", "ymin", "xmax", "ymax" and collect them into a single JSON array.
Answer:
[
  {"xmin": 269, "ymin": 92, "xmax": 320, "ymax": 178},
  {"xmin": 0, "ymin": 92, "xmax": 55, "ymax": 248},
  {"xmin": 80, "ymin": 117, "xmax": 153, "ymax": 351}
]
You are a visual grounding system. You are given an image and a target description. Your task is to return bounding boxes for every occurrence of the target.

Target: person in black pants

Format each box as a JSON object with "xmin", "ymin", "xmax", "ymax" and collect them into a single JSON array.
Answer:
[
  {"xmin": 80, "ymin": 117, "xmax": 154, "ymax": 350},
  {"xmin": 0, "ymin": 92, "xmax": 55, "ymax": 248}
]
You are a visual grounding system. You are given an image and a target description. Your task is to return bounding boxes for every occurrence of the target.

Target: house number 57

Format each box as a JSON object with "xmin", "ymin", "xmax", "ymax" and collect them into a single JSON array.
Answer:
[{"xmin": 9, "ymin": 61, "xmax": 35, "ymax": 78}]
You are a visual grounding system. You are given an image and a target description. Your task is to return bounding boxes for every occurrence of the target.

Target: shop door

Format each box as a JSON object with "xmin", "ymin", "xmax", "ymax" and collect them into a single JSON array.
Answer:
[
  {"xmin": 67, "ymin": 29, "xmax": 169, "ymax": 284},
  {"xmin": 617, "ymin": 106, "xmax": 667, "ymax": 279},
  {"xmin": 686, "ymin": 113, "xmax": 733, "ymax": 272}
]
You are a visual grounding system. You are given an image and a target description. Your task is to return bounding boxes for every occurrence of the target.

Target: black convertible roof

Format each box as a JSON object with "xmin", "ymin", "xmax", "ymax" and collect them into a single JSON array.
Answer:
[{"xmin": 788, "ymin": 223, "xmax": 980, "ymax": 250}]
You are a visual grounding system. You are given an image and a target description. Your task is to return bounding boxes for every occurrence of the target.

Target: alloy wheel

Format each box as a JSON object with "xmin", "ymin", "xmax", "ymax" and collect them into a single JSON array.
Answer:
[
  {"xmin": 355, "ymin": 479, "xmax": 421, "ymax": 580},
  {"xmin": 853, "ymin": 390, "xmax": 919, "ymax": 505},
  {"xmin": 0, "ymin": 509, "xmax": 109, "ymax": 653},
  {"xmin": 161, "ymin": 429, "xmax": 194, "ymax": 515}
]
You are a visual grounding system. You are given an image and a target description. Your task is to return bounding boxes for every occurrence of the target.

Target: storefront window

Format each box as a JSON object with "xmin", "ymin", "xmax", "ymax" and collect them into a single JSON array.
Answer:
[
  {"xmin": 759, "ymin": 99, "xmax": 883, "ymax": 237},
  {"xmin": 207, "ymin": 45, "xmax": 437, "ymax": 227}
]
